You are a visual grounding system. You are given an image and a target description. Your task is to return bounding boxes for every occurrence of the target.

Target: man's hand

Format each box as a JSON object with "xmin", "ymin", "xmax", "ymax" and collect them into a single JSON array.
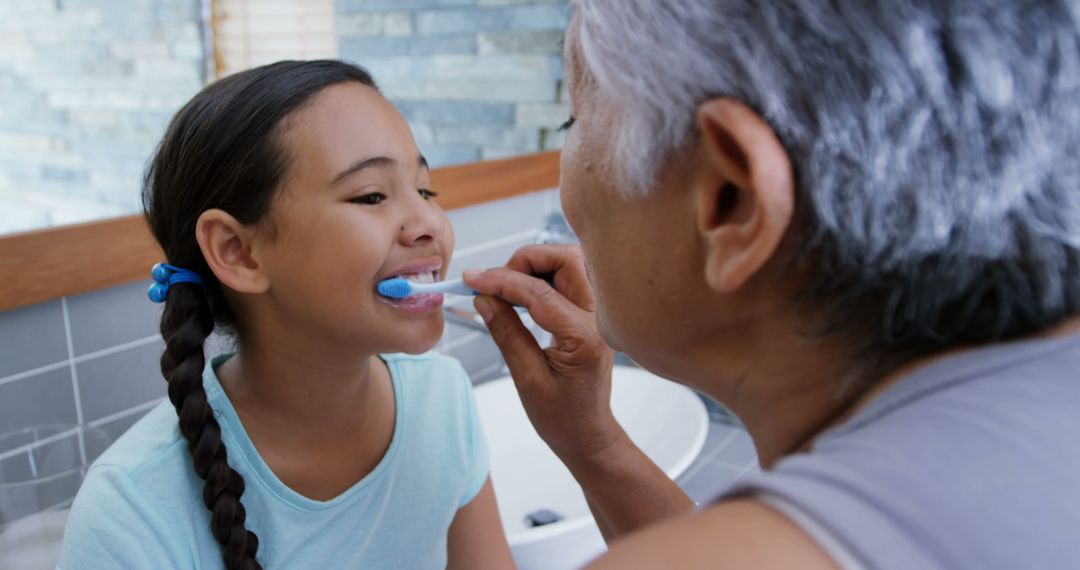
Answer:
[{"xmin": 463, "ymin": 244, "xmax": 623, "ymax": 463}]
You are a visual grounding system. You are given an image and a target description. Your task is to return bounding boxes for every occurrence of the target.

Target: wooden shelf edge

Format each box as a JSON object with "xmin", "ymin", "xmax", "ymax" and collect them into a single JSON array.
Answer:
[{"xmin": 0, "ymin": 151, "xmax": 560, "ymax": 312}]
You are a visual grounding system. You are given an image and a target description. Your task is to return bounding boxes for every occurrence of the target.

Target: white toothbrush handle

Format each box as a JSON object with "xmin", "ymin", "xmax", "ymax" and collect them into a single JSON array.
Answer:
[{"xmin": 414, "ymin": 278, "xmax": 476, "ymax": 296}]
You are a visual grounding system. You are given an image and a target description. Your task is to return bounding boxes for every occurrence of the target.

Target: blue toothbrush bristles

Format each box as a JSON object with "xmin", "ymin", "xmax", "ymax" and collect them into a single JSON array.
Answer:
[{"xmin": 377, "ymin": 277, "xmax": 414, "ymax": 299}]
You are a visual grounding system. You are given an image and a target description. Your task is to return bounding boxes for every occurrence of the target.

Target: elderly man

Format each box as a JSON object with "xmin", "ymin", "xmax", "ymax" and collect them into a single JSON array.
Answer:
[{"xmin": 463, "ymin": 1, "xmax": 1080, "ymax": 568}]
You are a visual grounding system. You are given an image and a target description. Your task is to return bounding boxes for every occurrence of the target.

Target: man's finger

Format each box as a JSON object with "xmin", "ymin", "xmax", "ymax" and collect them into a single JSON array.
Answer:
[
  {"xmin": 505, "ymin": 245, "xmax": 595, "ymax": 311},
  {"xmin": 465, "ymin": 267, "xmax": 586, "ymax": 338},
  {"xmin": 473, "ymin": 295, "xmax": 548, "ymax": 391}
]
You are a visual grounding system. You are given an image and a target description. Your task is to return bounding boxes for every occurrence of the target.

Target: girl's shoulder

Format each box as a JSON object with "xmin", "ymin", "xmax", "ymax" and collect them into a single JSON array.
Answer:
[
  {"xmin": 88, "ymin": 399, "xmax": 188, "ymax": 477},
  {"xmin": 60, "ymin": 401, "xmax": 203, "ymax": 568},
  {"xmin": 380, "ymin": 351, "xmax": 483, "ymax": 442},
  {"xmin": 76, "ymin": 400, "xmax": 203, "ymax": 508}
]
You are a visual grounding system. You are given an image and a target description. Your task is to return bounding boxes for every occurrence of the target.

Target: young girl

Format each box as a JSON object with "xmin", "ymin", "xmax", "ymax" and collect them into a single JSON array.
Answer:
[{"xmin": 58, "ymin": 60, "xmax": 514, "ymax": 569}]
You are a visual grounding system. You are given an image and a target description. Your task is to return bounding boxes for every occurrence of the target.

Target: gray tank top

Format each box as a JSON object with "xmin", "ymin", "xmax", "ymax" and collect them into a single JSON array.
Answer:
[{"xmin": 722, "ymin": 332, "xmax": 1080, "ymax": 569}]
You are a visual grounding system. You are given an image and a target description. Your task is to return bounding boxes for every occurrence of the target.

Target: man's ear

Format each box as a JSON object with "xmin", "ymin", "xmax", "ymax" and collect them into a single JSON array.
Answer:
[
  {"xmin": 195, "ymin": 209, "xmax": 270, "ymax": 294},
  {"xmin": 692, "ymin": 98, "xmax": 795, "ymax": 294}
]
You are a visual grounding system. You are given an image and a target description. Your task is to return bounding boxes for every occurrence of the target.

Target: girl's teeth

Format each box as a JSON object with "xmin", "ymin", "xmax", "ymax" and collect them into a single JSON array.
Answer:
[{"xmin": 402, "ymin": 271, "xmax": 435, "ymax": 283}]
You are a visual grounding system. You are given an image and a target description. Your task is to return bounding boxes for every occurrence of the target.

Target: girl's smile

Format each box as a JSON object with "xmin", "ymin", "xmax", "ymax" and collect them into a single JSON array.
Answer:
[{"xmin": 377, "ymin": 255, "xmax": 446, "ymax": 314}]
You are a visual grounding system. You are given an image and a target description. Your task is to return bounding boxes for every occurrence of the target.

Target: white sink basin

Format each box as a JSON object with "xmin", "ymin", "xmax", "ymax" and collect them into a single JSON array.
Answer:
[
  {"xmin": 474, "ymin": 366, "xmax": 709, "ymax": 569},
  {"xmin": 0, "ymin": 509, "xmax": 69, "ymax": 570}
]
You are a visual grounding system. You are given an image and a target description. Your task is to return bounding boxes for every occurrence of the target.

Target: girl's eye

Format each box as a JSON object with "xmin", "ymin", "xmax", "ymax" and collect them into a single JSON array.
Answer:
[
  {"xmin": 557, "ymin": 116, "xmax": 576, "ymax": 132},
  {"xmin": 350, "ymin": 193, "xmax": 386, "ymax": 205},
  {"xmin": 418, "ymin": 188, "xmax": 439, "ymax": 200}
]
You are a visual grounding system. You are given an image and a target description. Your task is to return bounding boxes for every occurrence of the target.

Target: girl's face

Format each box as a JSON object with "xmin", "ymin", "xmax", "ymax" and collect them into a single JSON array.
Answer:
[{"xmin": 252, "ymin": 83, "xmax": 454, "ymax": 355}]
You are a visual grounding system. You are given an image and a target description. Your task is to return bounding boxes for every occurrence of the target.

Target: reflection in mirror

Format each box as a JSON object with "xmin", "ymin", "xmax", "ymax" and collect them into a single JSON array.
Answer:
[{"xmin": 0, "ymin": 0, "xmax": 570, "ymax": 237}]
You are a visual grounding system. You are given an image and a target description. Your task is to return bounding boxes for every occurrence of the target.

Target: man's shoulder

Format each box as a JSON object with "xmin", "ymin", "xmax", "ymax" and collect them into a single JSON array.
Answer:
[{"xmin": 589, "ymin": 499, "xmax": 838, "ymax": 569}]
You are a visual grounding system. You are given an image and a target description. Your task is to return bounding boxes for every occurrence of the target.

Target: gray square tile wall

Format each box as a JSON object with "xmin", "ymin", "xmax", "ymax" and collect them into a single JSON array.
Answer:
[
  {"xmin": 676, "ymin": 422, "xmax": 761, "ymax": 504},
  {"xmin": 0, "ymin": 188, "xmax": 560, "ymax": 521},
  {"xmin": 0, "ymin": 300, "xmax": 68, "ymax": 379},
  {"xmin": 0, "ymin": 281, "xmax": 167, "ymax": 462}
]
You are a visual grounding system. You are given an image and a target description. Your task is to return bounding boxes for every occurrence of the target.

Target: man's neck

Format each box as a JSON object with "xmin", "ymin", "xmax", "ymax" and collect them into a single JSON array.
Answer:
[{"xmin": 707, "ymin": 315, "xmax": 1080, "ymax": 469}]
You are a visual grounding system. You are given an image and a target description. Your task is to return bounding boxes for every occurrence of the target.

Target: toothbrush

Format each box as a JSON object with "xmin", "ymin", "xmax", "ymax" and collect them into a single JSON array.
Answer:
[
  {"xmin": 377, "ymin": 277, "xmax": 476, "ymax": 299},
  {"xmin": 377, "ymin": 273, "xmax": 555, "ymax": 300}
]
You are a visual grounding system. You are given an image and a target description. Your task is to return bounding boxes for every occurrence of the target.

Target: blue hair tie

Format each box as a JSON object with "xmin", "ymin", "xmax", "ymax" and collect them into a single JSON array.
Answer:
[{"xmin": 148, "ymin": 263, "xmax": 205, "ymax": 303}]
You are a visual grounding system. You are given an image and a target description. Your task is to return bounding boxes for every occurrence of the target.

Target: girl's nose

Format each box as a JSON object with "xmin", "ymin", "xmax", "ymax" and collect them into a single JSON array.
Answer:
[{"xmin": 398, "ymin": 193, "xmax": 442, "ymax": 246}]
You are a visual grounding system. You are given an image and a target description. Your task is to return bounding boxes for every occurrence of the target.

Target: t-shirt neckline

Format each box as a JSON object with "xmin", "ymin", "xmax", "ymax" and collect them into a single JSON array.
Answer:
[{"xmin": 201, "ymin": 352, "xmax": 406, "ymax": 512}]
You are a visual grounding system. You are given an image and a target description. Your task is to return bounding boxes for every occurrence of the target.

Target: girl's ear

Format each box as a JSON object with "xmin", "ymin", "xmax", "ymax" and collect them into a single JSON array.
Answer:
[{"xmin": 195, "ymin": 209, "xmax": 270, "ymax": 294}]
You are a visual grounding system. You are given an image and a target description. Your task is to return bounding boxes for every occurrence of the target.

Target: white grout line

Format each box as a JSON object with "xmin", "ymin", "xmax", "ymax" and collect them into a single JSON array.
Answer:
[
  {"xmin": 677, "ymin": 426, "xmax": 737, "ymax": 483},
  {"xmin": 71, "ymin": 334, "xmax": 162, "ymax": 364},
  {"xmin": 60, "ymin": 298, "xmax": 87, "ymax": 467},
  {"xmin": 699, "ymin": 427, "xmax": 740, "ymax": 465},
  {"xmin": 0, "ymin": 426, "xmax": 80, "ymax": 462},
  {"xmin": 736, "ymin": 462, "xmax": 759, "ymax": 478},
  {"xmin": 708, "ymin": 456, "xmax": 759, "ymax": 471},
  {"xmin": 706, "ymin": 434, "xmax": 760, "ymax": 471},
  {"xmin": 452, "ymin": 229, "xmax": 540, "ymax": 259},
  {"xmin": 676, "ymin": 455, "xmax": 708, "ymax": 484},
  {"xmin": 0, "ymin": 400, "xmax": 168, "ymax": 467},
  {"xmin": 87, "ymin": 397, "xmax": 165, "ymax": 429},
  {"xmin": 0, "ymin": 334, "xmax": 162, "ymax": 387},
  {"xmin": 0, "ymin": 360, "xmax": 70, "ymax": 387}
]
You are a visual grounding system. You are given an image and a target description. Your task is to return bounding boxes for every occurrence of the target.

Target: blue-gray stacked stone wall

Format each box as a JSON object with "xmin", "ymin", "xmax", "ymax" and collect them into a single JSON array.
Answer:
[{"xmin": 335, "ymin": 0, "xmax": 571, "ymax": 167}]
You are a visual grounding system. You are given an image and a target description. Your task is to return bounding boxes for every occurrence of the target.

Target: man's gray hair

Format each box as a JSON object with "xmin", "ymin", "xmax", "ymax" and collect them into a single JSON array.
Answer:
[{"xmin": 574, "ymin": 0, "xmax": 1080, "ymax": 369}]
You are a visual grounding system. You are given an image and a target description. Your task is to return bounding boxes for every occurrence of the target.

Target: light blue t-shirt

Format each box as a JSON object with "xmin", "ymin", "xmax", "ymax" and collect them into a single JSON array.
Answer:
[{"xmin": 59, "ymin": 351, "xmax": 489, "ymax": 569}]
